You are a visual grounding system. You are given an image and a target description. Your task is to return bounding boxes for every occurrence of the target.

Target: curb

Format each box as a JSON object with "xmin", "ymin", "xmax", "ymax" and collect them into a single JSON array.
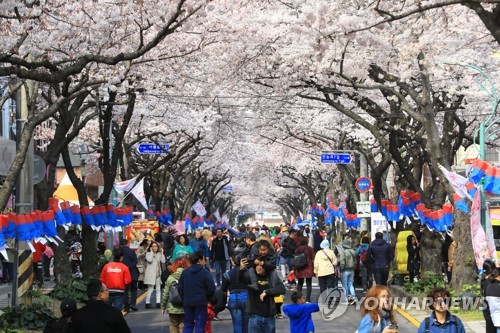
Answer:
[{"xmin": 394, "ymin": 304, "xmax": 420, "ymax": 328}]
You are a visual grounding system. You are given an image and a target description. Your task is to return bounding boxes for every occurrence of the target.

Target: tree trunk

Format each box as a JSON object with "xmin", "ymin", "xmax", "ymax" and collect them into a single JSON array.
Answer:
[
  {"xmin": 451, "ymin": 210, "xmax": 476, "ymax": 290},
  {"xmin": 419, "ymin": 228, "xmax": 443, "ymax": 275},
  {"xmin": 53, "ymin": 227, "xmax": 71, "ymax": 283}
]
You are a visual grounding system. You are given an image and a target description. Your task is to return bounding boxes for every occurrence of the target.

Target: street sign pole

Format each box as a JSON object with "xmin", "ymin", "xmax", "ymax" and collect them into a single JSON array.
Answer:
[
  {"xmin": 359, "ymin": 154, "xmax": 369, "ymax": 231},
  {"xmin": 13, "ymin": 79, "xmax": 34, "ymax": 306}
]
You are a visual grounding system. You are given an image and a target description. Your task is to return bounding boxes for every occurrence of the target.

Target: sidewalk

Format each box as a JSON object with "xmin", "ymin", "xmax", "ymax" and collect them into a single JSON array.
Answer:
[
  {"xmin": 0, "ymin": 278, "xmax": 56, "ymax": 308},
  {"xmin": 390, "ymin": 286, "xmax": 486, "ymax": 333}
]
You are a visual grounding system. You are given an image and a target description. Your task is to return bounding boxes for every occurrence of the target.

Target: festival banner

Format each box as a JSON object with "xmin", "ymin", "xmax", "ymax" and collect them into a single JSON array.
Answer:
[
  {"xmin": 130, "ymin": 178, "xmax": 148, "ymax": 210},
  {"xmin": 470, "ymin": 191, "xmax": 489, "ymax": 272},
  {"xmin": 113, "ymin": 177, "xmax": 138, "ymax": 194},
  {"xmin": 192, "ymin": 200, "xmax": 207, "ymax": 217}
]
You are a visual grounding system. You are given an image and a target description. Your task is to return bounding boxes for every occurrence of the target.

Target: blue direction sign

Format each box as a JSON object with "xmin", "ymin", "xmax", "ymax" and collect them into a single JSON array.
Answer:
[
  {"xmin": 320, "ymin": 153, "xmax": 352, "ymax": 164},
  {"xmin": 137, "ymin": 143, "xmax": 170, "ymax": 154},
  {"xmin": 223, "ymin": 185, "xmax": 233, "ymax": 192}
]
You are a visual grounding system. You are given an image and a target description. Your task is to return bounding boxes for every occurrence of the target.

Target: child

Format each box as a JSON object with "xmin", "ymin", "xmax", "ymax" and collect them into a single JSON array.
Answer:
[
  {"xmin": 283, "ymin": 291, "xmax": 320, "ymax": 333},
  {"xmin": 247, "ymin": 240, "xmax": 277, "ymax": 290},
  {"xmin": 275, "ymin": 294, "xmax": 284, "ymax": 319},
  {"xmin": 205, "ymin": 303, "xmax": 216, "ymax": 333}
]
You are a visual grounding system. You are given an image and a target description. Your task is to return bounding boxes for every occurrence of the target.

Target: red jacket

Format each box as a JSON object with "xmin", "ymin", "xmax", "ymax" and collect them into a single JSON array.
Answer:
[
  {"xmin": 32, "ymin": 242, "xmax": 46, "ymax": 263},
  {"xmin": 100, "ymin": 262, "xmax": 132, "ymax": 292}
]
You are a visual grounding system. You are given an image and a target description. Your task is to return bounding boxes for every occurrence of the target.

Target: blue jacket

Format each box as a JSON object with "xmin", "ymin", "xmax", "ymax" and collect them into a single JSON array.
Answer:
[
  {"xmin": 178, "ymin": 264, "xmax": 216, "ymax": 307},
  {"xmin": 357, "ymin": 314, "xmax": 389, "ymax": 333},
  {"xmin": 283, "ymin": 303, "xmax": 319, "ymax": 333},
  {"xmin": 367, "ymin": 239, "xmax": 393, "ymax": 267},
  {"xmin": 121, "ymin": 246, "xmax": 138, "ymax": 280},
  {"xmin": 190, "ymin": 237, "xmax": 209, "ymax": 258},
  {"xmin": 417, "ymin": 312, "xmax": 465, "ymax": 333}
]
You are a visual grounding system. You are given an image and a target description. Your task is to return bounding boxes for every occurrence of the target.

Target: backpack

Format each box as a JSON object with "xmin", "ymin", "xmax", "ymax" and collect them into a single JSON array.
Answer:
[
  {"xmin": 294, "ymin": 252, "xmax": 308, "ymax": 268},
  {"xmin": 169, "ymin": 279, "xmax": 183, "ymax": 307},
  {"xmin": 360, "ymin": 248, "xmax": 368, "ymax": 265},
  {"xmin": 424, "ymin": 315, "xmax": 457, "ymax": 333}
]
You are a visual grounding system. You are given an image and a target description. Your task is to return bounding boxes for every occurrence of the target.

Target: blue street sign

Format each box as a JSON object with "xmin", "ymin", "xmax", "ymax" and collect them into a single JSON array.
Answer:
[
  {"xmin": 320, "ymin": 153, "xmax": 352, "ymax": 164},
  {"xmin": 137, "ymin": 143, "xmax": 170, "ymax": 154},
  {"xmin": 356, "ymin": 177, "xmax": 372, "ymax": 192},
  {"xmin": 223, "ymin": 185, "xmax": 233, "ymax": 192}
]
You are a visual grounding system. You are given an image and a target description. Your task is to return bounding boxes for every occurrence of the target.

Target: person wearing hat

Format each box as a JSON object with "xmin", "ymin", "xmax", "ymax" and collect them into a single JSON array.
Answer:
[
  {"xmin": 314, "ymin": 239, "xmax": 338, "ymax": 304},
  {"xmin": 43, "ymin": 298, "xmax": 77, "ymax": 333}
]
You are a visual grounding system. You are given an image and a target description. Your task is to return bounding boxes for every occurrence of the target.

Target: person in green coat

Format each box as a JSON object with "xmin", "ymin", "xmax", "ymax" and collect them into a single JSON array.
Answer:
[{"xmin": 161, "ymin": 257, "xmax": 191, "ymax": 333}]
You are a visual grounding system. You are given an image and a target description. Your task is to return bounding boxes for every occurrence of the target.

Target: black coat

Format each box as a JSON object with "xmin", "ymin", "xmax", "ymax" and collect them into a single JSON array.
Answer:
[
  {"xmin": 122, "ymin": 246, "xmax": 138, "ymax": 281},
  {"xmin": 367, "ymin": 239, "xmax": 394, "ymax": 268},
  {"xmin": 281, "ymin": 237, "xmax": 297, "ymax": 259},
  {"xmin": 406, "ymin": 244, "xmax": 420, "ymax": 272},
  {"xmin": 68, "ymin": 300, "xmax": 131, "ymax": 333}
]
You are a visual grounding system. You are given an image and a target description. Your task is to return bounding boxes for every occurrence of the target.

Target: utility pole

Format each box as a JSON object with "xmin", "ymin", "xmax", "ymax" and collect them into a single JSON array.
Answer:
[
  {"xmin": 12, "ymin": 80, "xmax": 34, "ymax": 306},
  {"xmin": 359, "ymin": 154, "xmax": 369, "ymax": 232}
]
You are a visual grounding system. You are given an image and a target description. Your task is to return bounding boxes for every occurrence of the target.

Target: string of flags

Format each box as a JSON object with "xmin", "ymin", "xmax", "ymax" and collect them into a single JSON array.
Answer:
[
  {"xmin": 0, "ymin": 197, "xmax": 134, "ymax": 258},
  {"xmin": 440, "ymin": 160, "xmax": 500, "ymax": 213}
]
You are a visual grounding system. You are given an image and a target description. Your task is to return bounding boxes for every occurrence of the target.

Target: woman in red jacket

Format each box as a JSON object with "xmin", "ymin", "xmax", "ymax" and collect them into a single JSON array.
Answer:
[{"xmin": 291, "ymin": 237, "xmax": 315, "ymax": 303}]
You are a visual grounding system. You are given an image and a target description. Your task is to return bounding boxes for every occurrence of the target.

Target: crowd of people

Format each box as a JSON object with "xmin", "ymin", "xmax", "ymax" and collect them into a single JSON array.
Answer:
[{"xmin": 34, "ymin": 221, "xmax": 475, "ymax": 333}]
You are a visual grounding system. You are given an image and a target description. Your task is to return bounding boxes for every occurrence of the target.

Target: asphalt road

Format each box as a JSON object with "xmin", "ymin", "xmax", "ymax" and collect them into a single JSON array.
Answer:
[{"xmin": 125, "ymin": 280, "xmax": 418, "ymax": 333}]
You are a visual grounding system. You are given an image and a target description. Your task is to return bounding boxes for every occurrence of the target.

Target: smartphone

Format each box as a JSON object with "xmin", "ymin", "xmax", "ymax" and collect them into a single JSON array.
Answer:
[{"xmin": 388, "ymin": 324, "xmax": 398, "ymax": 330}]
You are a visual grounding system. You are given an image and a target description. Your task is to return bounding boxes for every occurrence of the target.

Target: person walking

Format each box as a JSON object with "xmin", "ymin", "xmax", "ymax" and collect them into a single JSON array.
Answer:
[
  {"xmin": 406, "ymin": 235, "xmax": 420, "ymax": 283},
  {"xmin": 136, "ymin": 239, "xmax": 149, "ymax": 290},
  {"xmin": 292, "ymin": 236, "xmax": 315, "ymax": 303},
  {"xmin": 314, "ymin": 239, "xmax": 338, "ymax": 303},
  {"xmin": 418, "ymin": 287, "xmax": 465, "ymax": 333},
  {"xmin": 68, "ymin": 279, "xmax": 131, "ymax": 333},
  {"xmin": 42, "ymin": 245, "xmax": 54, "ymax": 282},
  {"xmin": 238, "ymin": 257, "xmax": 286, "ymax": 333},
  {"xmin": 339, "ymin": 238, "xmax": 357, "ymax": 305},
  {"xmin": 447, "ymin": 235, "xmax": 457, "ymax": 284},
  {"xmin": 99, "ymin": 248, "xmax": 132, "ymax": 311},
  {"xmin": 313, "ymin": 230, "xmax": 323, "ymax": 252},
  {"xmin": 281, "ymin": 230, "xmax": 298, "ymax": 287},
  {"xmin": 367, "ymin": 232, "xmax": 394, "ymax": 286},
  {"xmin": 356, "ymin": 236, "xmax": 372, "ymax": 292},
  {"xmin": 190, "ymin": 229, "xmax": 210, "ymax": 264},
  {"xmin": 178, "ymin": 251, "xmax": 216, "ymax": 333},
  {"xmin": 211, "ymin": 228, "xmax": 231, "ymax": 287},
  {"xmin": 222, "ymin": 255, "xmax": 250, "ymax": 333},
  {"xmin": 161, "ymin": 257, "xmax": 191, "ymax": 333},
  {"xmin": 357, "ymin": 285, "xmax": 398, "ymax": 333},
  {"xmin": 486, "ymin": 267, "xmax": 500, "ymax": 333},
  {"xmin": 144, "ymin": 241, "xmax": 166, "ymax": 309},
  {"xmin": 32, "ymin": 241, "xmax": 46, "ymax": 287},
  {"xmin": 120, "ymin": 239, "xmax": 138, "ymax": 312},
  {"xmin": 172, "ymin": 234, "xmax": 193, "ymax": 261},
  {"xmin": 159, "ymin": 225, "xmax": 175, "ymax": 258},
  {"xmin": 481, "ymin": 260, "xmax": 496, "ymax": 333}
]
